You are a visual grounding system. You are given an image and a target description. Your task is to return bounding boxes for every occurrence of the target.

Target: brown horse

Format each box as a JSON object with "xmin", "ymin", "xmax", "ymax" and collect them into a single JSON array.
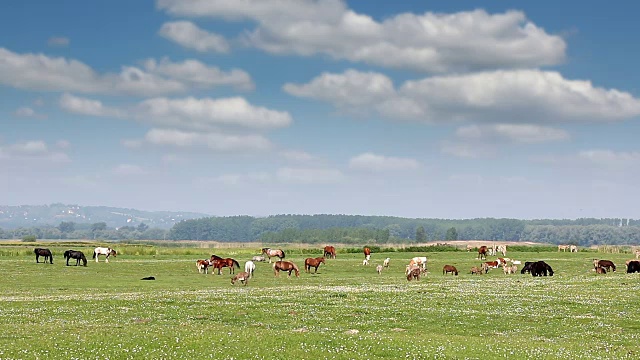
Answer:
[
  {"xmin": 304, "ymin": 257, "xmax": 325, "ymax": 273},
  {"xmin": 231, "ymin": 272, "xmax": 250, "ymax": 286},
  {"xmin": 273, "ymin": 261, "xmax": 300, "ymax": 278},
  {"xmin": 211, "ymin": 258, "xmax": 240, "ymax": 275},
  {"xmin": 478, "ymin": 246, "xmax": 488, "ymax": 260},
  {"xmin": 406, "ymin": 267, "xmax": 421, "ymax": 281},
  {"xmin": 363, "ymin": 247, "xmax": 371, "ymax": 260},
  {"xmin": 443, "ymin": 265, "xmax": 458, "ymax": 276},
  {"xmin": 323, "ymin": 246, "xmax": 336, "ymax": 259},
  {"xmin": 593, "ymin": 259, "xmax": 616, "ymax": 272}
]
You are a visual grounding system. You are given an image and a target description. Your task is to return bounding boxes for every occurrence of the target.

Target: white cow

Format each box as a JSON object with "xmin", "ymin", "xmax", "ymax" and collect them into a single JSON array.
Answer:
[
  {"xmin": 383, "ymin": 258, "xmax": 390, "ymax": 268},
  {"xmin": 244, "ymin": 261, "xmax": 256, "ymax": 278}
]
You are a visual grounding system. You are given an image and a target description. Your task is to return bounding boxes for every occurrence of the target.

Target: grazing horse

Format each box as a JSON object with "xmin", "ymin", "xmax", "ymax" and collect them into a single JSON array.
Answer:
[
  {"xmin": 244, "ymin": 261, "xmax": 256, "ymax": 278},
  {"xmin": 478, "ymin": 246, "xmax": 488, "ymax": 260},
  {"xmin": 531, "ymin": 261, "xmax": 554, "ymax": 276},
  {"xmin": 231, "ymin": 272, "xmax": 250, "ymax": 286},
  {"xmin": 595, "ymin": 266, "xmax": 607, "ymax": 274},
  {"xmin": 273, "ymin": 261, "xmax": 300, "ymax": 278},
  {"xmin": 323, "ymin": 246, "xmax": 337, "ymax": 259},
  {"xmin": 570, "ymin": 245, "xmax": 578, "ymax": 253},
  {"xmin": 261, "ymin": 248, "xmax": 286, "ymax": 263},
  {"xmin": 626, "ymin": 260, "xmax": 640, "ymax": 274},
  {"xmin": 64, "ymin": 250, "xmax": 87, "ymax": 267},
  {"xmin": 211, "ymin": 258, "xmax": 240, "ymax": 275},
  {"xmin": 93, "ymin": 247, "xmax": 117, "ymax": 263},
  {"xmin": 34, "ymin": 248, "xmax": 53, "ymax": 264},
  {"xmin": 196, "ymin": 259, "xmax": 212, "ymax": 274},
  {"xmin": 406, "ymin": 267, "xmax": 421, "ymax": 281},
  {"xmin": 558, "ymin": 244, "xmax": 569, "ymax": 252},
  {"xmin": 443, "ymin": 265, "xmax": 458, "ymax": 276},
  {"xmin": 470, "ymin": 266, "xmax": 483, "ymax": 275},
  {"xmin": 304, "ymin": 257, "xmax": 325, "ymax": 274},
  {"xmin": 593, "ymin": 259, "xmax": 616, "ymax": 272}
]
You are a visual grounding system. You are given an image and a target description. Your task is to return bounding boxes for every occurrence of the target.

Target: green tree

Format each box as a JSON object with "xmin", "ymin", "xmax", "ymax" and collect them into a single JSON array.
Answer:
[
  {"xmin": 445, "ymin": 227, "xmax": 458, "ymax": 241},
  {"xmin": 415, "ymin": 226, "xmax": 427, "ymax": 242},
  {"xmin": 58, "ymin": 221, "xmax": 75, "ymax": 233},
  {"xmin": 137, "ymin": 222, "xmax": 149, "ymax": 232},
  {"xmin": 91, "ymin": 222, "xmax": 107, "ymax": 232}
]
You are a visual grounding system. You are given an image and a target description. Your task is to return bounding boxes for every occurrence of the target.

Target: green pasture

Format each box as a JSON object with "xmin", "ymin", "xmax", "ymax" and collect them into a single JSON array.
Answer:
[{"xmin": 0, "ymin": 244, "xmax": 639, "ymax": 359}]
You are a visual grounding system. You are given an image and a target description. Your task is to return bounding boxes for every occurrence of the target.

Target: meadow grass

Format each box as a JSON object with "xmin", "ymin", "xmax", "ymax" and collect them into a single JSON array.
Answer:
[{"xmin": 0, "ymin": 246, "xmax": 639, "ymax": 359}]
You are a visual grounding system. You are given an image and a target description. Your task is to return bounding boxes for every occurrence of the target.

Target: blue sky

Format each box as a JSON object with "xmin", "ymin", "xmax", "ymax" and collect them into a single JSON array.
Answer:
[{"xmin": 2, "ymin": 0, "xmax": 640, "ymax": 219}]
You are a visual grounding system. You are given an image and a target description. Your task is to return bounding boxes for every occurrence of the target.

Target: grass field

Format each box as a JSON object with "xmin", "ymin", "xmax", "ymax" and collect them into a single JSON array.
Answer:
[{"xmin": 0, "ymin": 244, "xmax": 639, "ymax": 359}]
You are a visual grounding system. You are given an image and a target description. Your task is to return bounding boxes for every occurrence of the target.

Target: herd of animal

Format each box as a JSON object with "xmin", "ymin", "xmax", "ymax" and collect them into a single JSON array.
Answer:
[
  {"xmin": 34, "ymin": 247, "xmax": 117, "ymax": 266},
  {"xmin": 34, "ymin": 244, "xmax": 640, "ymax": 285}
]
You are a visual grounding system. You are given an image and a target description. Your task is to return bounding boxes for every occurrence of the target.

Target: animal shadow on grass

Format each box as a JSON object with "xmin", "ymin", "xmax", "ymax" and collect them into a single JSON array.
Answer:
[{"xmin": 141, "ymin": 276, "xmax": 156, "ymax": 280}]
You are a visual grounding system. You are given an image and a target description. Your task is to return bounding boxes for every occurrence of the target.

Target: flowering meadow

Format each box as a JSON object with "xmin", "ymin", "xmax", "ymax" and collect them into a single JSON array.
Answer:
[{"xmin": 0, "ymin": 245, "xmax": 638, "ymax": 359}]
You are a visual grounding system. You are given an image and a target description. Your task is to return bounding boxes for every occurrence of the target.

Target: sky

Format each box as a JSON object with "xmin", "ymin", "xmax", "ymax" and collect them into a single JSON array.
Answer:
[{"xmin": 2, "ymin": 0, "xmax": 640, "ymax": 219}]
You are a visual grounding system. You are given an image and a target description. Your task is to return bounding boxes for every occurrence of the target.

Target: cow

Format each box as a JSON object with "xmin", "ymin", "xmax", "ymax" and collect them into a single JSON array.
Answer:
[
  {"xmin": 626, "ymin": 260, "xmax": 640, "ymax": 274},
  {"xmin": 531, "ymin": 261, "xmax": 554, "ymax": 277},
  {"xmin": 443, "ymin": 265, "xmax": 458, "ymax": 276},
  {"xmin": 593, "ymin": 259, "xmax": 616, "ymax": 272}
]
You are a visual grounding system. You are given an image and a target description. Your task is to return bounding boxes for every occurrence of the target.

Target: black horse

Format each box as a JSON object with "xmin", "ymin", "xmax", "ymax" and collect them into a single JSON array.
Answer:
[
  {"xmin": 64, "ymin": 250, "xmax": 87, "ymax": 267},
  {"xmin": 520, "ymin": 261, "xmax": 535, "ymax": 274},
  {"xmin": 34, "ymin": 248, "xmax": 53, "ymax": 264},
  {"xmin": 531, "ymin": 261, "xmax": 554, "ymax": 277},
  {"xmin": 627, "ymin": 261, "xmax": 640, "ymax": 274}
]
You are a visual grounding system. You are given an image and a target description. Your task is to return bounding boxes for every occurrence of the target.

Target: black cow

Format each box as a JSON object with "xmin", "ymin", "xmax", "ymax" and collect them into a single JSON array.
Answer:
[
  {"xmin": 520, "ymin": 261, "xmax": 535, "ymax": 274},
  {"xmin": 627, "ymin": 260, "xmax": 640, "ymax": 274},
  {"xmin": 531, "ymin": 261, "xmax": 554, "ymax": 277}
]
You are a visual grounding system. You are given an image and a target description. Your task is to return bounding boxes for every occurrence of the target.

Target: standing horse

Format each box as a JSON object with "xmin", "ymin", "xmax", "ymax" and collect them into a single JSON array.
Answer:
[
  {"xmin": 93, "ymin": 247, "xmax": 117, "ymax": 263},
  {"xmin": 244, "ymin": 260, "xmax": 256, "ymax": 278},
  {"xmin": 304, "ymin": 257, "xmax": 325, "ymax": 273},
  {"xmin": 323, "ymin": 246, "xmax": 337, "ymax": 259},
  {"xmin": 231, "ymin": 272, "xmax": 250, "ymax": 286},
  {"xmin": 443, "ymin": 265, "xmax": 459, "ymax": 276},
  {"xmin": 211, "ymin": 258, "xmax": 240, "ymax": 275},
  {"xmin": 363, "ymin": 247, "xmax": 371, "ymax": 261},
  {"xmin": 64, "ymin": 250, "xmax": 87, "ymax": 267},
  {"xmin": 478, "ymin": 246, "xmax": 488, "ymax": 260},
  {"xmin": 261, "ymin": 248, "xmax": 286, "ymax": 263},
  {"xmin": 273, "ymin": 261, "xmax": 300, "ymax": 278},
  {"xmin": 196, "ymin": 259, "xmax": 212, "ymax": 274},
  {"xmin": 34, "ymin": 248, "xmax": 53, "ymax": 264}
]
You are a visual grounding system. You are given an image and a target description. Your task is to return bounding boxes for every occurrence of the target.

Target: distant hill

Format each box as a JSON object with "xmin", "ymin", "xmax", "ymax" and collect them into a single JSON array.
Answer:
[{"xmin": 0, "ymin": 204, "xmax": 209, "ymax": 229}]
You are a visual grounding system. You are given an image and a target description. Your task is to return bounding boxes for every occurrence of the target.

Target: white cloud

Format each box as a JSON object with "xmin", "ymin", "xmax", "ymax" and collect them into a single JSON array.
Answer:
[
  {"xmin": 280, "ymin": 150, "xmax": 315, "ymax": 162},
  {"xmin": 283, "ymin": 69, "xmax": 394, "ymax": 109},
  {"xmin": 48, "ymin": 36, "xmax": 70, "ymax": 47},
  {"xmin": 59, "ymin": 93, "xmax": 123, "ymax": 117},
  {"xmin": 440, "ymin": 141, "xmax": 496, "ymax": 159},
  {"xmin": 113, "ymin": 164, "xmax": 147, "ymax": 176},
  {"xmin": 135, "ymin": 96, "xmax": 292, "ymax": 130},
  {"xmin": 0, "ymin": 48, "xmax": 250, "ymax": 96},
  {"xmin": 157, "ymin": 1, "xmax": 565, "ymax": 72},
  {"xmin": 455, "ymin": 124, "xmax": 570, "ymax": 144},
  {"xmin": 0, "ymin": 140, "xmax": 70, "ymax": 163},
  {"xmin": 349, "ymin": 152, "xmax": 419, "ymax": 172},
  {"xmin": 577, "ymin": 150, "xmax": 640, "ymax": 167},
  {"xmin": 13, "ymin": 107, "xmax": 46, "ymax": 119},
  {"xmin": 207, "ymin": 172, "xmax": 272, "ymax": 186},
  {"xmin": 159, "ymin": 21, "xmax": 230, "ymax": 53},
  {"xmin": 276, "ymin": 166, "xmax": 344, "ymax": 184},
  {"xmin": 55, "ymin": 140, "xmax": 71, "ymax": 149},
  {"xmin": 286, "ymin": 69, "xmax": 640, "ymax": 124},
  {"xmin": 142, "ymin": 128, "xmax": 273, "ymax": 152},
  {"xmin": 59, "ymin": 94, "xmax": 291, "ymax": 132},
  {"xmin": 143, "ymin": 58, "xmax": 254, "ymax": 91}
]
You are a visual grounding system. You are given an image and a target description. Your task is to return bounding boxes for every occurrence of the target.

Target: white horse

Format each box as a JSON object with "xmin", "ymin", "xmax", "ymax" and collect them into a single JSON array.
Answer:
[
  {"xmin": 244, "ymin": 261, "xmax": 256, "ymax": 278},
  {"xmin": 383, "ymin": 258, "xmax": 390, "ymax": 268},
  {"xmin": 93, "ymin": 247, "xmax": 117, "ymax": 263},
  {"xmin": 409, "ymin": 257, "xmax": 427, "ymax": 271}
]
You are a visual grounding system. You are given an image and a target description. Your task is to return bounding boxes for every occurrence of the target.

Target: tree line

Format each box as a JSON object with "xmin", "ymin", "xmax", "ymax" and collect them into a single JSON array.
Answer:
[{"xmin": 2, "ymin": 215, "xmax": 640, "ymax": 245}]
